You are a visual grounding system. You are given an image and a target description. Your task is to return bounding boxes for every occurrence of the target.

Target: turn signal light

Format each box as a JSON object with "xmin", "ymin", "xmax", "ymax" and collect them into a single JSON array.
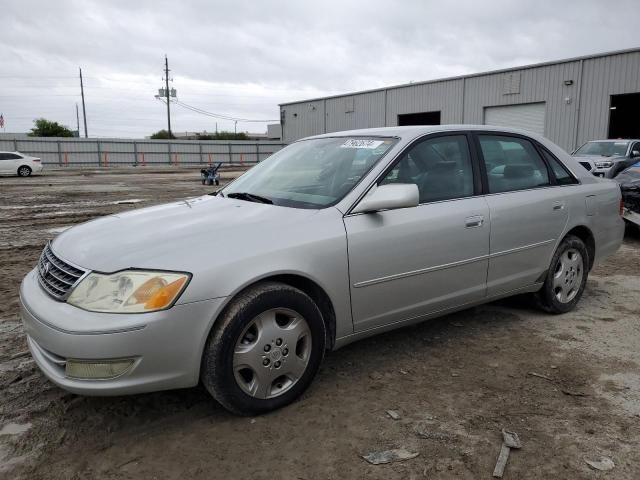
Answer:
[{"xmin": 145, "ymin": 277, "xmax": 188, "ymax": 310}]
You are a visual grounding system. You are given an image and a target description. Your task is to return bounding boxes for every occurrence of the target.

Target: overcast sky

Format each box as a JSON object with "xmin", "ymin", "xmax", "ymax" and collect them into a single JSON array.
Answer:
[{"xmin": 1, "ymin": 0, "xmax": 639, "ymax": 138}]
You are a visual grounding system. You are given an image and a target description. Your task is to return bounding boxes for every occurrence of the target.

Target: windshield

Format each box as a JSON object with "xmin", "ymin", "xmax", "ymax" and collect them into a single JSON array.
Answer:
[
  {"xmin": 222, "ymin": 137, "xmax": 398, "ymax": 208},
  {"xmin": 574, "ymin": 141, "xmax": 629, "ymax": 157}
]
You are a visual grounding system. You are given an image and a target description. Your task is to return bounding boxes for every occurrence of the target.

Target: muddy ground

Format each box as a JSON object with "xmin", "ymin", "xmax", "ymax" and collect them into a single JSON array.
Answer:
[{"xmin": 1, "ymin": 168, "xmax": 639, "ymax": 479}]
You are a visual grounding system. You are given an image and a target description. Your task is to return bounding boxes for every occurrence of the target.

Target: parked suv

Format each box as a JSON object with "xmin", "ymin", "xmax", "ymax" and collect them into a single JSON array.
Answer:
[
  {"xmin": 0, "ymin": 151, "xmax": 43, "ymax": 177},
  {"xmin": 20, "ymin": 125, "xmax": 624, "ymax": 415},
  {"xmin": 572, "ymin": 139, "xmax": 640, "ymax": 178}
]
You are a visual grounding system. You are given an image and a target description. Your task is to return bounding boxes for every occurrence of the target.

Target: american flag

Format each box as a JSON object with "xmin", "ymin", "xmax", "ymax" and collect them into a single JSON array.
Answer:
[{"xmin": 0, "ymin": 114, "xmax": 4, "ymax": 128}]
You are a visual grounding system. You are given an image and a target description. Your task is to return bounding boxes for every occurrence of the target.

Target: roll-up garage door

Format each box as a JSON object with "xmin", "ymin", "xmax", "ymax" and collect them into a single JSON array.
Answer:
[{"xmin": 484, "ymin": 103, "xmax": 546, "ymax": 136}]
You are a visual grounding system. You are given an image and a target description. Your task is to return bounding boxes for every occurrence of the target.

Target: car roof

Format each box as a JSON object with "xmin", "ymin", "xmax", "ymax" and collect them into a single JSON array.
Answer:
[
  {"xmin": 302, "ymin": 124, "xmax": 549, "ymax": 142},
  {"xmin": 585, "ymin": 139, "xmax": 640, "ymax": 143}
]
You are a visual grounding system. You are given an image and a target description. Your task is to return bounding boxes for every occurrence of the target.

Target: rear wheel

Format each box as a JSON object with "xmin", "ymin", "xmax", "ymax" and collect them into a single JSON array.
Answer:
[
  {"xmin": 17, "ymin": 166, "xmax": 32, "ymax": 177},
  {"xmin": 535, "ymin": 235, "xmax": 588, "ymax": 314},
  {"xmin": 201, "ymin": 282, "xmax": 325, "ymax": 415}
]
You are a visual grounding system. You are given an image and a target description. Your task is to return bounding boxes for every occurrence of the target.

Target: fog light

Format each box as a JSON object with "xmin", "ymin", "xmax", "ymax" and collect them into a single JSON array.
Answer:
[{"xmin": 65, "ymin": 359, "xmax": 135, "ymax": 379}]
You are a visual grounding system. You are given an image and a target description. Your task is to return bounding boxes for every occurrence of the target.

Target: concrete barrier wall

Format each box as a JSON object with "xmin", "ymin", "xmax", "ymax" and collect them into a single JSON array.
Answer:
[{"xmin": 0, "ymin": 137, "xmax": 286, "ymax": 167}]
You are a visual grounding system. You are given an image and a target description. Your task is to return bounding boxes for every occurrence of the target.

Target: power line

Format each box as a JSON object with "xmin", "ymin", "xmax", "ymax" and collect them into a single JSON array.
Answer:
[{"xmin": 171, "ymin": 99, "xmax": 278, "ymax": 122}]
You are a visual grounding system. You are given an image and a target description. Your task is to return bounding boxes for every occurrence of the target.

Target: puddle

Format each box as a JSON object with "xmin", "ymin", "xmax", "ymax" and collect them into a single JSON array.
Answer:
[
  {"xmin": 0, "ymin": 423, "xmax": 32, "ymax": 436},
  {"xmin": 0, "ymin": 199, "xmax": 146, "ymax": 211},
  {"xmin": 46, "ymin": 226, "xmax": 72, "ymax": 234},
  {"xmin": 33, "ymin": 211, "xmax": 83, "ymax": 218}
]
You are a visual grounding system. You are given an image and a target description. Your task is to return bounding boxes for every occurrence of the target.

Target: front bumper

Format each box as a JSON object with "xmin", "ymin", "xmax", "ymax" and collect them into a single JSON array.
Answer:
[
  {"xmin": 19, "ymin": 268, "xmax": 226, "ymax": 396},
  {"xmin": 591, "ymin": 166, "xmax": 610, "ymax": 177}
]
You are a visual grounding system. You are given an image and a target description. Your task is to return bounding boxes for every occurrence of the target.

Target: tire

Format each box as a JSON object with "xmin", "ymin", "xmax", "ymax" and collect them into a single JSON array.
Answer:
[
  {"xmin": 534, "ymin": 235, "xmax": 589, "ymax": 314},
  {"xmin": 17, "ymin": 166, "xmax": 32, "ymax": 177},
  {"xmin": 201, "ymin": 282, "xmax": 326, "ymax": 415}
]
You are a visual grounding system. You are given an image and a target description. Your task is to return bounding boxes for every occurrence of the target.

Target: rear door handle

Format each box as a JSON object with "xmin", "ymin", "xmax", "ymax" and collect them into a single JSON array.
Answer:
[
  {"xmin": 553, "ymin": 201, "xmax": 565, "ymax": 211},
  {"xmin": 465, "ymin": 215, "xmax": 484, "ymax": 228}
]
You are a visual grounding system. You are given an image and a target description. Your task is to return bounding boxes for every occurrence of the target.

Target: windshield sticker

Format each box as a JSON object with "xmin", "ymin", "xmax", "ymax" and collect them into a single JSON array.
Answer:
[{"xmin": 340, "ymin": 139, "xmax": 385, "ymax": 149}]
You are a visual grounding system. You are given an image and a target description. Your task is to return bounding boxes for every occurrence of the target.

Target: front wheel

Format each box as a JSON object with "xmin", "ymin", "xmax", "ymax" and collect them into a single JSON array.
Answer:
[
  {"xmin": 201, "ymin": 282, "xmax": 326, "ymax": 415},
  {"xmin": 535, "ymin": 235, "xmax": 589, "ymax": 314},
  {"xmin": 17, "ymin": 166, "xmax": 32, "ymax": 177}
]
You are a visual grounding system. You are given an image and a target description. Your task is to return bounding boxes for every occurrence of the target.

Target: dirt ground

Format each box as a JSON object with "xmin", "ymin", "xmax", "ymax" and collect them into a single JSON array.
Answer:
[{"xmin": 1, "ymin": 168, "xmax": 639, "ymax": 479}]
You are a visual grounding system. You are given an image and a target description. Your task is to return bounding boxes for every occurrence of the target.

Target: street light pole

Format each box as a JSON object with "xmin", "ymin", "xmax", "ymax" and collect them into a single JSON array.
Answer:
[
  {"xmin": 164, "ymin": 55, "xmax": 172, "ymax": 138},
  {"xmin": 79, "ymin": 67, "xmax": 88, "ymax": 138}
]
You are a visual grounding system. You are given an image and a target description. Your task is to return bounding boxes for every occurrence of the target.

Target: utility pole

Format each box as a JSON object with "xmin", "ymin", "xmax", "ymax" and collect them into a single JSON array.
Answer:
[
  {"xmin": 79, "ymin": 68, "xmax": 88, "ymax": 138},
  {"xmin": 75, "ymin": 103, "xmax": 80, "ymax": 137},
  {"xmin": 164, "ymin": 55, "xmax": 172, "ymax": 138},
  {"xmin": 234, "ymin": 120, "xmax": 237, "ymax": 134}
]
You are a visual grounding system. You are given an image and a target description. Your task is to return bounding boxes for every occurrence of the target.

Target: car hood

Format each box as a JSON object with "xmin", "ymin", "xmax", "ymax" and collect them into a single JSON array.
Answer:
[
  {"xmin": 52, "ymin": 195, "xmax": 323, "ymax": 273},
  {"xmin": 572, "ymin": 154, "xmax": 626, "ymax": 163}
]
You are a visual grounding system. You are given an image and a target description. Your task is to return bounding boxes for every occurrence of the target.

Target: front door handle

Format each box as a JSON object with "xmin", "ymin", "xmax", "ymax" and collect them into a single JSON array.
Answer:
[
  {"xmin": 553, "ymin": 201, "xmax": 565, "ymax": 211},
  {"xmin": 465, "ymin": 215, "xmax": 484, "ymax": 228}
]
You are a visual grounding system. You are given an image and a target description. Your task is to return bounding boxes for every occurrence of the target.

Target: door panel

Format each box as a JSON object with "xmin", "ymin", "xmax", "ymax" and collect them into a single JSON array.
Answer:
[
  {"xmin": 485, "ymin": 189, "xmax": 568, "ymax": 295},
  {"xmin": 475, "ymin": 133, "xmax": 569, "ymax": 295},
  {"xmin": 0, "ymin": 154, "xmax": 10, "ymax": 173},
  {"xmin": 345, "ymin": 197, "xmax": 490, "ymax": 332}
]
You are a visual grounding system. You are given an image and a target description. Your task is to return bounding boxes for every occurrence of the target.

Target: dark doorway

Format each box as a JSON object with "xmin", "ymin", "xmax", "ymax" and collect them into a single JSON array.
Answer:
[
  {"xmin": 398, "ymin": 111, "xmax": 441, "ymax": 126},
  {"xmin": 608, "ymin": 93, "xmax": 640, "ymax": 139}
]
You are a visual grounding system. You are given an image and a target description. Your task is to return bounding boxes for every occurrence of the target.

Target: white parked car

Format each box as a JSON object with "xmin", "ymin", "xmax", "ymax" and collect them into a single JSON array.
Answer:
[{"xmin": 0, "ymin": 151, "xmax": 43, "ymax": 177}]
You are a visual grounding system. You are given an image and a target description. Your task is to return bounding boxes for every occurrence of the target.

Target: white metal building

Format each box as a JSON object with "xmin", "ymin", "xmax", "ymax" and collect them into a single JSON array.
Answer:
[{"xmin": 279, "ymin": 48, "xmax": 640, "ymax": 152}]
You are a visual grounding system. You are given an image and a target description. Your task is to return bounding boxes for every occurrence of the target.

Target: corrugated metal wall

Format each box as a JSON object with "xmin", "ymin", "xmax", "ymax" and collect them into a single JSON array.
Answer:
[
  {"xmin": 280, "ymin": 49, "xmax": 640, "ymax": 152},
  {"xmin": 0, "ymin": 138, "xmax": 285, "ymax": 167},
  {"xmin": 325, "ymin": 91, "xmax": 386, "ymax": 133},
  {"xmin": 577, "ymin": 51, "xmax": 640, "ymax": 146},
  {"xmin": 463, "ymin": 61, "xmax": 581, "ymax": 149},
  {"xmin": 386, "ymin": 79, "xmax": 464, "ymax": 125}
]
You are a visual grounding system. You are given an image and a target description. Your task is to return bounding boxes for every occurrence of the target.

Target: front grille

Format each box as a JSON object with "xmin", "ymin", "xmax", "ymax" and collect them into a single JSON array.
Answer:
[
  {"xmin": 37, "ymin": 243, "xmax": 86, "ymax": 300},
  {"xmin": 579, "ymin": 161, "xmax": 592, "ymax": 171}
]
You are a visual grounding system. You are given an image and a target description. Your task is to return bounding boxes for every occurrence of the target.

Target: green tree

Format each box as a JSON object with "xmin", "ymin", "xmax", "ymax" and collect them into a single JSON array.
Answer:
[
  {"xmin": 150, "ymin": 129, "xmax": 176, "ymax": 139},
  {"xmin": 197, "ymin": 131, "xmax": 249, "ymax": 140},
  {"xmin": 29, "ymin": 118, "xmax": 74, "ymax": 137}
]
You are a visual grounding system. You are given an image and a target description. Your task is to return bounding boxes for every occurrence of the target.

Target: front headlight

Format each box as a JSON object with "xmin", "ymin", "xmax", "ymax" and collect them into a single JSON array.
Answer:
[
  {"xmin": 67, "ymin": 270, "xmax": 190, "ymax": 313},
  {"xmin": 595, "ymin": 161, "xmax": 613, "ymax": 168}
]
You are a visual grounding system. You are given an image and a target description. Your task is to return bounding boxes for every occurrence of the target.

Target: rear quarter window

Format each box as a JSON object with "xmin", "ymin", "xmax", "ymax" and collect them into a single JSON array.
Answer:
[{"xmin": 540, "ymin": 149, "xmax": 579, "ymax": 185}]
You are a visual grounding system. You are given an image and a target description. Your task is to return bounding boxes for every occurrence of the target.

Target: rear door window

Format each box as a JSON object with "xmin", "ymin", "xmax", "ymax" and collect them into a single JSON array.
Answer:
[{"xmin": 478, "ymin": 135, "xmax": 550, "ymax": 193}]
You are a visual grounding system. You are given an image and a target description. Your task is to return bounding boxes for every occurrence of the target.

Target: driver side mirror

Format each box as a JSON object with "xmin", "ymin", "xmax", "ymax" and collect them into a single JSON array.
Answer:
[
  {"xmin": 632, "ymin": 150, "xmax": 640, "ymax": 158},
  {"xmin": 352, "ymin": 183, "xmax": 419, "ymax": 214}
]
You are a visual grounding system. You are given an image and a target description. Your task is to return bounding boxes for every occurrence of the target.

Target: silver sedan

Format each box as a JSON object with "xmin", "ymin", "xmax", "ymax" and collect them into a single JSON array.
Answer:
[{"xmin": 20, "ymin": 125, "xmax": 624, "ymax": 415}]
